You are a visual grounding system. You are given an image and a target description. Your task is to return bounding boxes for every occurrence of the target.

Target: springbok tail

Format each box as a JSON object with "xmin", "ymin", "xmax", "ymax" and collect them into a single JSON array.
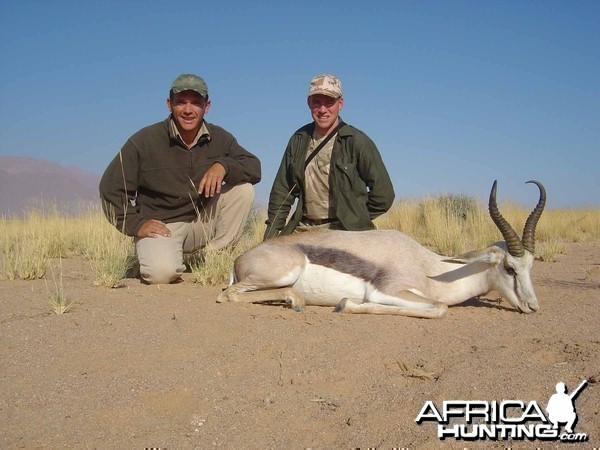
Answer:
[{"xmin": 228, "ymin": 269, "xmax": 237, "ymax": 286}]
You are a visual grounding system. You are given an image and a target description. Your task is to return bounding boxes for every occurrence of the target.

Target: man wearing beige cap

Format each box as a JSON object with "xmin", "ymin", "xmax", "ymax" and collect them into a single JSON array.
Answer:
[
  {"xmin": 264, "ymin": 74, "xmax": 394, "ymax": 239},
  {"xmin": 100, "ymin": 74, "xmax": 261, "ymax": 284}
]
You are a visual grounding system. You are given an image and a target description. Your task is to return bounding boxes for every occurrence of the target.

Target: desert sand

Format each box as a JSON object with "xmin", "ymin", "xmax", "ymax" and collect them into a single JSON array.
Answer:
[{"xmin": 1, "ymin": 242, "xmax": 598, "ymax": 448}]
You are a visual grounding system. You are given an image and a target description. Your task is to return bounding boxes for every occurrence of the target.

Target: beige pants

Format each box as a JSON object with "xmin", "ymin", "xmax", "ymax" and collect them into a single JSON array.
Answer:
[{"xmin": 135, "ymin": 183, "xmax": 255, "ymax": 284}]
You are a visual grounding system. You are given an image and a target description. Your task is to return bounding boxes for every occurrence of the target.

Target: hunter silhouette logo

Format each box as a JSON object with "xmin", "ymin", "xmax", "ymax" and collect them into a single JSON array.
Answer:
[
  {"xmin": 415, "ymin": 380, "xmax": 589, "ymax": 442},
  {"xmin": 546, "ymin": 380, "xmax": 587, "ymax": 434}
]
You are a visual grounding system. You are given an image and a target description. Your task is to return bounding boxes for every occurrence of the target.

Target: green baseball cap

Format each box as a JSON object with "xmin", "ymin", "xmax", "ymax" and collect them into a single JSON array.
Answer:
[{"xmin": 170, "ymin": 74, "xmax": 208, "ymax": 97}]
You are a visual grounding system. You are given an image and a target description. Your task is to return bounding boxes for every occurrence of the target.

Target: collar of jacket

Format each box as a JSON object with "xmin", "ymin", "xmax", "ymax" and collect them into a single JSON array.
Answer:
[
  {"xmin": 296, "ymin": 117, "xmax": 351, "ymax": 138},
  {"xmin": 167, "ymin": 117, "xmax": 211, "ymax": 147}
]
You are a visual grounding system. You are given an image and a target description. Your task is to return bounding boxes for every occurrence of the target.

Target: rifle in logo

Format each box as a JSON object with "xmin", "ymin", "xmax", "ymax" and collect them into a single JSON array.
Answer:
[{"xmin": 546, "ymin": 379, "xmax": 587, "ymax": 434}]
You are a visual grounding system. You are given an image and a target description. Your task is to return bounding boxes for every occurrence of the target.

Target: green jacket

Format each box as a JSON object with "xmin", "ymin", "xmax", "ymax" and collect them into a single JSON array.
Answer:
[
  {"xmin": 264, "ymin": 120, "xmax": 394, "ymax": 239},
  {"xmin": 100, "ymin": 118, "xmax": 261, "ymax": 236}
]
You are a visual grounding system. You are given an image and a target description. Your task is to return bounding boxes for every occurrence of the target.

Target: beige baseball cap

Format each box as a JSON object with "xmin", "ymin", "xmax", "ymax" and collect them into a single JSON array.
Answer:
[{"xmin": 307, "ymin": 74, "xmax": 342, "ymax": 98}]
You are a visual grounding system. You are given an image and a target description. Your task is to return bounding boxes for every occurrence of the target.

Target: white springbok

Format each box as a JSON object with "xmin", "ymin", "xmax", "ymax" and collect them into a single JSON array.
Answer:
[{"xmin": 217, "ymin": 180, "xmax": 546, "ymax": 318}]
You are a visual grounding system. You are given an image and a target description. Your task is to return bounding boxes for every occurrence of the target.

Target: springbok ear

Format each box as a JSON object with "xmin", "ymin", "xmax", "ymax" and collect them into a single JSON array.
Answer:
[
  {"xmin": 443, "ymin": 247, "xmax": 504, "ymax": 266},
  {"xmin": 478, "ymin": 248, "xmax": 505, "ymax": 265}
]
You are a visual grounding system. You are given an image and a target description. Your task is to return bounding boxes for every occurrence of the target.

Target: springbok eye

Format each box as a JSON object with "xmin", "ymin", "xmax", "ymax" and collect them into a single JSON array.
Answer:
[{"xmin": 505, "ymin": 266, "xmax": 517, "ymax": 276}]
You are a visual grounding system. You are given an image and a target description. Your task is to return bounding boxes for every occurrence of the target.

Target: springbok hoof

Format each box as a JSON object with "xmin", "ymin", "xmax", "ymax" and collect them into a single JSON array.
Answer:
[
  {"xmin": 437, "ymin": 304, "xmax": 449, "ymax": 318},
  {"xmin": 333, "ymin": 298, "xmax": 348, "ymax": 313},
  {"xmin": 285, "ymin": 297, "xmax": 305, "ymax": 312}
]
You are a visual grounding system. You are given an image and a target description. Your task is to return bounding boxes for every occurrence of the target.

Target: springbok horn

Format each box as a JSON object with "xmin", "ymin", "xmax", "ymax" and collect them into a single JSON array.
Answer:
[
  {"xmin": 488, "ymin": 180, "xmax": 524, "ymax": 257},
  {"xmin": 521, "ymin": 180, "xmax": 546, "ymax": 254}
]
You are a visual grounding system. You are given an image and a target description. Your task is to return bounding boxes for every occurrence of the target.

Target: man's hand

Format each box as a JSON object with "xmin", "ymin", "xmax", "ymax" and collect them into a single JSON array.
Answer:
[
  {"xmin": 137, "ymin": 219, "xmax": 171, "ymax": 238},
  {"xmin": 198, "ymin": 162, "xmax": 226, "ymax": 198}
]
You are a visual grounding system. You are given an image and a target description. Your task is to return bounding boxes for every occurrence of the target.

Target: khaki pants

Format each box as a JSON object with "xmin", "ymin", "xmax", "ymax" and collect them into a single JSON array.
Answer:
[{"xmin": 135, "ymin": 183, "xmax": 255, "ymax": 284}]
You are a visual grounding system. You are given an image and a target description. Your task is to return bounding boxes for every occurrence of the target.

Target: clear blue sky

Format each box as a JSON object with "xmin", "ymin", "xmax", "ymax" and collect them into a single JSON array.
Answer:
[{"xmin": 1, "ymin": 1, "xmax": 598, "ymax": 208}]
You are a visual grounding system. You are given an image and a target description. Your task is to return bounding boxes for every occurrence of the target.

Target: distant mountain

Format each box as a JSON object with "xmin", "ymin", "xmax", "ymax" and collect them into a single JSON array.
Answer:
[{"xmin": 0, "ymin": 156, "xmax": 101, "ymax": 216}]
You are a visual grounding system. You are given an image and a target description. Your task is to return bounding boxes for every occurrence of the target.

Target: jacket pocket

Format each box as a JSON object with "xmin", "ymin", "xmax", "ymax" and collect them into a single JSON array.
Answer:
[{"xmin": 334, "ymin": 159, "xmax": 365, "ymax": 194}]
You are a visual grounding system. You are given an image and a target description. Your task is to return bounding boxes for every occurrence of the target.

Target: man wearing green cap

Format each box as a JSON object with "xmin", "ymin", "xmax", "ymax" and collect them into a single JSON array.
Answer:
[
  {"xmin": 100, "ymin": 74, "xmax": 261, "ymax": 284},
  {"xmin": 264, "ymin": 74, "xmax": 394, "ymax": 239}
]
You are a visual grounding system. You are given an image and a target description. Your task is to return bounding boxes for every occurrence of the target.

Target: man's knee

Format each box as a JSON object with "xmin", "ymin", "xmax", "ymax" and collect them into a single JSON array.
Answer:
[
  {"xmin": 139, "ymin": 259, "xmax": 183, "ymax": 284},
  {"xmin": 135, "ymin": 224, "xmax": 189, "ymax": 284},
  {"xmin": 227, "ymin": 182, "xmax": 255, "ymax": 205}
]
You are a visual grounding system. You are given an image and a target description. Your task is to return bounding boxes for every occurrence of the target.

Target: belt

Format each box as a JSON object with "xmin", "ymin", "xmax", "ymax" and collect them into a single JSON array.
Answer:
[{"xmin": 302, "ymin": 217, "xmax": 337, "ymax": 226}]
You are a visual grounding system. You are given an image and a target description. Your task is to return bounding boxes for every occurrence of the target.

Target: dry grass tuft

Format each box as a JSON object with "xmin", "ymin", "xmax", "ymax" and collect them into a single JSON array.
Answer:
[
  {"xmin": 46, "ymin": 258, "xmax": 72, "ymax": 314},
  {"xmin": 190, "ymin": 207, "xmax": 266, "ymax": 285},
  {"xmin": 190, "ymin": 246, "xmax": 241, "ymax": 285}
]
